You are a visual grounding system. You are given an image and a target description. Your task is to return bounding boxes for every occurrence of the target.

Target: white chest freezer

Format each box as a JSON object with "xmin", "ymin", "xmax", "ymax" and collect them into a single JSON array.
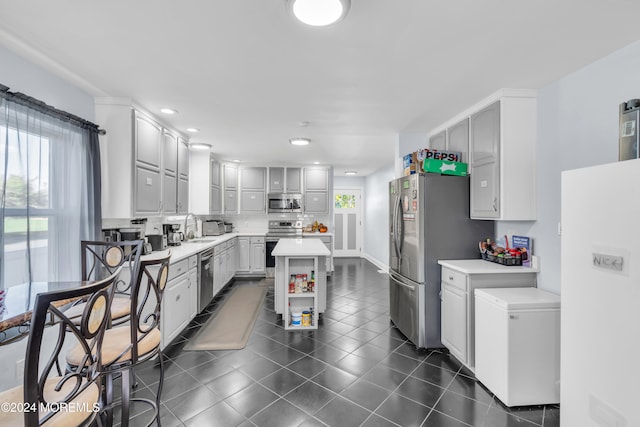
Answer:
[{"xmin": 474, "ymin": 287, "xmax": 561, "ymax": 407}]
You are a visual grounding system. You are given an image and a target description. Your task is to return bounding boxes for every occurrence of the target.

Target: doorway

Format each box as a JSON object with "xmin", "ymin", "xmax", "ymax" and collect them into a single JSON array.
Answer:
[{"xmin": 333, "ymin": 188, "xmax": 362, "ymax": 257}]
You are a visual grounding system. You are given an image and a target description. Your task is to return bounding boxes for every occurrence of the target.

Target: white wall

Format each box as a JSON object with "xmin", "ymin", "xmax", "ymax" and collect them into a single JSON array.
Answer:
[
  {"xmin": 496, "ymin": 39, "xmax": 640, "ymax": 294},
  {"xmin": 0, "ymin": 45, "xmax": 95, "ymax": 120},
  {"xmin": 362, "ymin": 163, "xmax": 395, "ymax": 269}
]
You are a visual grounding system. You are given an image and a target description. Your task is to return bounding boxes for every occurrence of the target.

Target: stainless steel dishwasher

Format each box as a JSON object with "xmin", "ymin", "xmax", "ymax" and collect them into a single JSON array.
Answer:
[{"xmin": 198, "ymin": 248, "xmax": 214, "ymax": 312}]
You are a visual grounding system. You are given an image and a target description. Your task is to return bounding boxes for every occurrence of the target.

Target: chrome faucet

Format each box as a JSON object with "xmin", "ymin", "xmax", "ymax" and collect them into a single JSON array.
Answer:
[{"xmin": 183, "ymin": 212, "xmax": 197, "ymax": 240}]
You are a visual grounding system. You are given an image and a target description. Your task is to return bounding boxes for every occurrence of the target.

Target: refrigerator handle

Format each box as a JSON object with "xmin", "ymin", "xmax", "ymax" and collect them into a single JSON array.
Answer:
[
  {"xmin": 397, "ymin": 195, "xmax": 405, "ymax": 256},
  {"xmin": 389, "ymin": 272, "xmax": 416, "ymax": 291},
  {"xmin": 394, "ymin": 195, "xmax": 403, "ymax": 258}
]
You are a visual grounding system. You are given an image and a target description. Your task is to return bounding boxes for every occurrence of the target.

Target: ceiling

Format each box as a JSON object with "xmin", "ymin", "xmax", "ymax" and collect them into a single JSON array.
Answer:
[{"xmin": 1, "ymin": 0, "xmax": 639, "ymax": 176}]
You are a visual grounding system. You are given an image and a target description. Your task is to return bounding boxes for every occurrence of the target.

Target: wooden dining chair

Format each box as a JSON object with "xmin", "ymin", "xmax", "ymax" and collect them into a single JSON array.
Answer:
[
  {"xmin": 64, "ymin": 240, "xmax": 144, "ymax": 327},
  {"xmin": 66, "ymin": 251, "xmax": 172, "ymax": 427},
  {"xmin": 0, "ymin": 268, "xmax": 121, "ymax": 426}
]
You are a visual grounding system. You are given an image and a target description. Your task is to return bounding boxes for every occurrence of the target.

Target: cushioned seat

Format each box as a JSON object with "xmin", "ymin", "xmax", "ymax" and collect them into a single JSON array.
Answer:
[
  {"xmin": 65, "ymin": 325, "xmax": 161, "ymax": 367},
  {"xmin": 0, "ymin": 377, "xmax": 99, "ymax": 427},
  {"xmin": 64, "ymin": 295, "xmax": 131, "ymax": 324}
]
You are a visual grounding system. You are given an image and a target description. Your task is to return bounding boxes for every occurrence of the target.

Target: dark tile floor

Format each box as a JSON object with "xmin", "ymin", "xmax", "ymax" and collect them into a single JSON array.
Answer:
[{"xmin": 121, "ymin": 258, "xmax": 560, "ymax": 427}]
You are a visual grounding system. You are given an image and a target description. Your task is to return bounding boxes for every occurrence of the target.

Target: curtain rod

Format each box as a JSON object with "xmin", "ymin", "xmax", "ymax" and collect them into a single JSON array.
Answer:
[{"xmin": 0, "ymin": 84, "xmax": 106, "ymax": 135}]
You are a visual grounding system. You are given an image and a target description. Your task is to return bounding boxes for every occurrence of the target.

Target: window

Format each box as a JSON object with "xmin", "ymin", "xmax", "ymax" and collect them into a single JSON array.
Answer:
[
  {"xmin": 335, "ymin": 193, "xmax": 357, "ymax": 209},
  {"xmin": 1, "ymin": 90, "xmax": 102, "ymax": 290}
]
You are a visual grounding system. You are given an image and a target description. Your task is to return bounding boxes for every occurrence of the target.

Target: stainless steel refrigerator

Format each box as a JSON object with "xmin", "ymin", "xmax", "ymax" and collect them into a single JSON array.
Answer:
[{"xmin": 389, "ymin": 173, "xmax": 494, "ymax": 349}]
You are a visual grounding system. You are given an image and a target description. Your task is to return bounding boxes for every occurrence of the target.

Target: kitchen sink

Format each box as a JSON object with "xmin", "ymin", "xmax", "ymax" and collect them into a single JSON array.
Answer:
[{"xmin": 185, "ymin": 236, "xmax": 220, "ymax": 243}]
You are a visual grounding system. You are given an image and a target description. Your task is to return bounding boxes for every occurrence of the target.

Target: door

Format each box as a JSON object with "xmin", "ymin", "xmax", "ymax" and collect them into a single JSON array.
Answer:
[
  {"xmin": 397, "ymin": 175, "xmax": 423, "ymax": 283},
  {"xmin": 441, "ymin": 283, "xmax": 467, "ymax": 364},
  {"xmin": 333, "ymin": 188, "xmax": 362, "ymax": 257},
  {"xmin": 470, "ymin": 101, "xmax": 500, "ymax": 219},
  {"xmin": 389, "ymin": 271, "xmax": 424, "ymax": 348}
]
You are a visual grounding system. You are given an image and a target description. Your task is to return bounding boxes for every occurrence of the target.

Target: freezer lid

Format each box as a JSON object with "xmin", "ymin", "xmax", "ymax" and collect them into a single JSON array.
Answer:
[{"xmin": 474, "ymin": 287, "xmax": 561, "ymax": 310}]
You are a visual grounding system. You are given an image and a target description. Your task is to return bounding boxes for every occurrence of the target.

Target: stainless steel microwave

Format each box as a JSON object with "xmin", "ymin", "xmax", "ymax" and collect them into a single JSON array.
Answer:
[{"xmin": 268, "ymin": 193, "xmax": 302, "ymax": 213}]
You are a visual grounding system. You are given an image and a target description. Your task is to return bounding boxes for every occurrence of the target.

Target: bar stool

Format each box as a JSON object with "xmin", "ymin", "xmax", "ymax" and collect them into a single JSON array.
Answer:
[
  {"xmin": 0, "ymin": 268, "xmax": 121, "ymax": 426},
  {"xmin": 65, "ymin": 240, "xmax": 144, "ymax": 327},
  {"xmin": 66, "ymin": 250, "xmax": 172, "ymax": 427}
]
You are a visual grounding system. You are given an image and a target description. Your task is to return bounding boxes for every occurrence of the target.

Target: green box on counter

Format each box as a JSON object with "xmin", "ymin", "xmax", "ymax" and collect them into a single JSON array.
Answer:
[{"xmin": 423, "ymin": 159, "xmax": 468, "ymax": 176}]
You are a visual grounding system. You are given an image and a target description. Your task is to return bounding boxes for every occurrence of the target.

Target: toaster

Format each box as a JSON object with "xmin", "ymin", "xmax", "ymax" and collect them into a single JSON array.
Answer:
[{"xmin": 203, "ymin": 220, "xmax": 225, "ymax": 236}]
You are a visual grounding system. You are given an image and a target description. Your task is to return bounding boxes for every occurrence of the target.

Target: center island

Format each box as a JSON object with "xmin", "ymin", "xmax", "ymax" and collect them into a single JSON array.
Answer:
[{"xmin": 272, "ymin": 238, "xmax": 330, "ymax": 330}]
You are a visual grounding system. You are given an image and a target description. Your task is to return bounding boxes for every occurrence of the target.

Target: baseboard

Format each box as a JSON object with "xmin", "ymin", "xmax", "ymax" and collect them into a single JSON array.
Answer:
[{"xmin": 362, "ymin": 253, "xmax": 389, "ymax": 273}]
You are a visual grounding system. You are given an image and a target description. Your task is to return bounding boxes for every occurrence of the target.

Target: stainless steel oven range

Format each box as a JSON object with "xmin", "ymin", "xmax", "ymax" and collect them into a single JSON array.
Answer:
[{"xmin": 265, "ymin": 220, "xmax": 302, "ymax": 278}]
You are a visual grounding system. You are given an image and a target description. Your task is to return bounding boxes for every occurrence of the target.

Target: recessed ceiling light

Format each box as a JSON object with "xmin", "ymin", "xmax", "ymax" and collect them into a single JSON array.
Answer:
[
  {"xmin": 290, "ymin": 138, "xmax": 311, "ymax": 146},
  {"xmin": 233, "ymin": 159, "xmax": 241, "ymax": 163},
  {"xmin": 190, "ymin": 143, "xmax": 210, "ymax": 150},
  {"xmin": 313, "ymin": 161, "xmax": 320, "ymax": 165},
  {"xmin": 287, "ymin": 0, "xmax": 351, "ymax": 27},
  {"xmin": 186, "ymin": 127, "xmax": 200, "ymax": 133},
  {"xmin": 345, "ymin": 171, "xmax": 357, "ymax": 175},
  {"xmin": 160, "ymin": 108, "xmax": 178, "ymax": 115}
]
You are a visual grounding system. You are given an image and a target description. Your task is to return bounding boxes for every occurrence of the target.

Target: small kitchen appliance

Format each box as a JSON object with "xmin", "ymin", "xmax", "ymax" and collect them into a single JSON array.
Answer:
[
  {"xmin": 202, "ymin": 220, "xmax": 225, "ymax": 236},
  {"xmin": 163, "ymin": 224, "xmax": 183, "ymax": 246},
  {"xmin": 267, "ymin": 193, "xmax": 302, "ymax": 213},
  {"xmin": 147, "ymin": 234, "xmax": 167, "ymax": 252}
]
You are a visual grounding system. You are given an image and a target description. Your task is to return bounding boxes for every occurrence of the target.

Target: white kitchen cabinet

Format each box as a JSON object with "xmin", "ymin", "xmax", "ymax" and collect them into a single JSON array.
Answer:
[
  {"xmin": 447, "ymin": 118, "xmax": 469, "ymax": 164},
  {"xmin": 438, "ymin": 260, "xmax": 538, "ymax": 372},
  {"xmin": 236, "ymin": 236, "xmax": 265, "ymax": 276},
  {"xmin": 95, "ymin": 99, "xmax": 189, "ymax": 218},
  {"xmin": 285, "ymin": 167, "xmax": 302, "ymax": 193},
  {"xmin": 177, "ymin": 137, "xmax": 189, "ymax": 214},
  {"xmin": 240, "ymin": 167, "xmax": 266, "ymax": 213},
  {"xmin": 469, "ymin": 95, "xmax": 537, "ymax": 220},
  {"xmin": 429, "ymin": 130, "xmax": 446, "ymax": 151},
  {"xmin": 213, "ymin": 239, "xmax": 237, "ymax": 294},
  {"xmin": 134, "ymin": 112, "xmax": 163, "ymax": 216},
  {"xmin": 269, "ymin": 167, "xmax": 302, "ymax": 193},
  {"xmin": 304, "ymin": 192, "xmax": 329, "ymax": 214},
  {"xmin": 210, "ymin": 157, "xmax": 222, "ymax": 213},
  {"xmin": 269, "ymin": 167, "xmax": 285, "ymax": 193},
  {"xmin": 161, "ymin": 255, "xmax": 198, "ymax": 349},
  {"xmin": 304, "ymin": 167, "xmax": 329, "ymax": 191}
]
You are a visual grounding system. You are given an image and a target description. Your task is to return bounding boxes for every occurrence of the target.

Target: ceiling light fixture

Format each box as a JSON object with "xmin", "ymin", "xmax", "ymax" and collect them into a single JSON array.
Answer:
[
  {"xmin": 287, "ymin": 0, "xmax": 351, "ymax": 27},
  {"xmin": 290, "ymin": 137, "xmax": 311, "ymax": 146},
  {"xmin": 186, "ymin": 127, "xmax": 200, "ymax": 133},
  {"xmin": 190, "ymin": 143, "xmax": 211, "ymax": 151},
  {"xmin": 345, "ymin": 171, "xmax": 357, "ymax": 175},
  {"xmin": 160, "ymin": 108, "xmax": 178, "ymax": 115}
]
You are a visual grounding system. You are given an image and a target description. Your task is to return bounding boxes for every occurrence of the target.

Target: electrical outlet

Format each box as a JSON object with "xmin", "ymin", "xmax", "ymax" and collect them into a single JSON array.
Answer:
[{"xmin": 15, "ymin": 359, "xmax": 24, "ymax": 382}]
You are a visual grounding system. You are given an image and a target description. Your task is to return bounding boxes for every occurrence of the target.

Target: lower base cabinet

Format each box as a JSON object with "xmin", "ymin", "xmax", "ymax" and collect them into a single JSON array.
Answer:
[
  {"xmin": 439, "ymin": 261, "xmax": 537, "ymax": 372},
  {"xmin": 161, "ymin": 255, "xmax": 198, "ymax": 349}
]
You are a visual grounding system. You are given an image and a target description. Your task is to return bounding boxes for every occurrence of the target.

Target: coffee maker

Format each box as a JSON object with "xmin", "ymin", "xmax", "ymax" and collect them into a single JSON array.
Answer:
[{"xmin": 163, "ymin": 224, "xmax": 183, "ymax": 246}]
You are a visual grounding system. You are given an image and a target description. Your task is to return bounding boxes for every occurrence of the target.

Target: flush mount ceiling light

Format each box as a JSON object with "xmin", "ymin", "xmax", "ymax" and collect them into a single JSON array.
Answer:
[
  {"xmin": 345, "ymin": 171, "xmax": 357, "ymax": 175},
  {"xmin": 160, "ymin": 108, "xmax": 178, "ymax": 115},
  {"xmin": 287, "ymin": 0, "xmax": 351, "ymax": 27},
  {"xmin": 290, "ymin": 137, "xmax": 311, "ymax": 146},
  {"xmin": 190, "ymin": 143, "xmax": 211, "ymax": 150}
]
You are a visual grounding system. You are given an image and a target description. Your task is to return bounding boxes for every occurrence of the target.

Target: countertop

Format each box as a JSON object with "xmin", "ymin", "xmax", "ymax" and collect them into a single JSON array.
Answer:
[
  {"xmin": 438, "ymin": 258, "xmax": 540, "ymax": 274},
  {"xmin": 150, "ymin": 232, "xmax": 265, "ymax": 263},
  {"xmin": 272, "ymin": 238, "xmax": 331, "ymax": 257},
  {"xmin": 301, "ymin": 232, "xmax": 333, "ymax": 237}
]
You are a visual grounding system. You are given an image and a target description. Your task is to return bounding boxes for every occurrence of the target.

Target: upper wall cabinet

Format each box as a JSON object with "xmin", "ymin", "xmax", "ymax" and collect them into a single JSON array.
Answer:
[
  {"xmin": 96, "ymin": 99, "xmax": 188, "ymax": 219},
  {"xmin": 304, "ymin": 167, "xmax": 331, "ymax": 214},
  {"xmin": 269, "ymin": 167, "xmax": 302, "ymax": 193},
  {"xmin": 446, "ymin": 118, "xmax": 469, "ymax": 164},
  {"xmin": 134, "ymin": 112, "xmax": 163, "ymax": 216},
  {"xmin": 429, "ymin": 130, "xmax": 446, "ymax": 151},
  {"xmin": 240, "ymin": 166, "xmax": 266, "ymax": 213},
  {"xmin": 223, "ymin": 163, "xmax": 238, "ymax": 213},
  {"xmin": 469, "ymin": 94, "xmax": 536, "ymax": 220}
]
